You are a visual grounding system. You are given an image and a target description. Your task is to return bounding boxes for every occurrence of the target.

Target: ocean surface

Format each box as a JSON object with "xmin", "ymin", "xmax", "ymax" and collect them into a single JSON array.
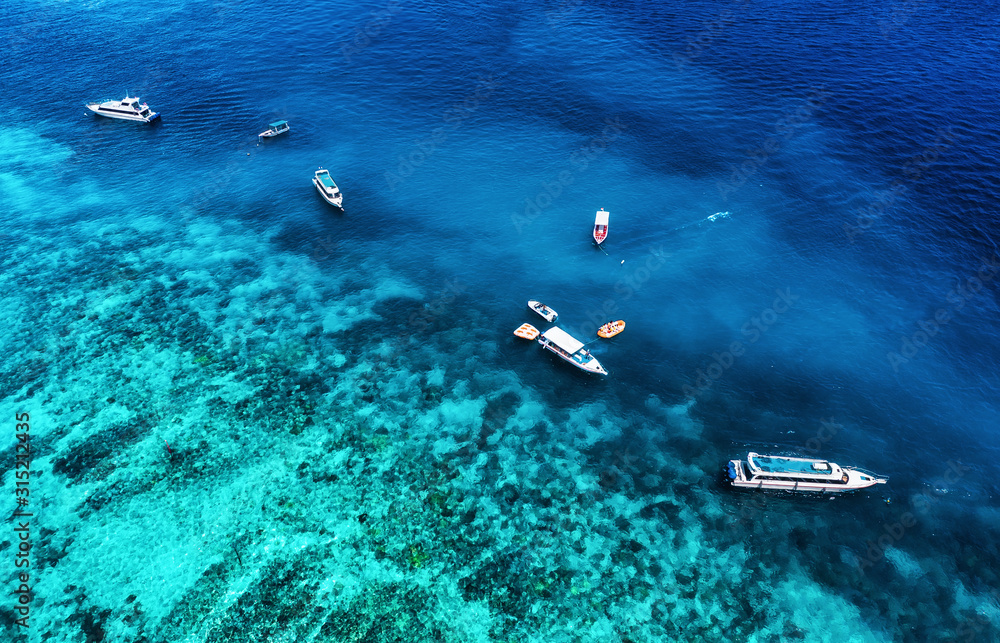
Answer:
[{"xmin": 2, "ymin": 0, "xmax": 999, "ymax": 641}]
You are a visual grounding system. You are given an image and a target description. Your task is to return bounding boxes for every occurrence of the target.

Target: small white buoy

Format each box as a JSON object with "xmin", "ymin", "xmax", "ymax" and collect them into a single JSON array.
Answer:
[{"xmin": 621, "ymin": 260, "xmax": 625, "ymax": 265}]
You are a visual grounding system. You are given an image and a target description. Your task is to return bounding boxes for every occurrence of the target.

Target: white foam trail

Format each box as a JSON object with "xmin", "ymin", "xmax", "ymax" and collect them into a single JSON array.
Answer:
[{"xmin": 669, "ymin": 211, "xmax": 731, "ymax": 233}]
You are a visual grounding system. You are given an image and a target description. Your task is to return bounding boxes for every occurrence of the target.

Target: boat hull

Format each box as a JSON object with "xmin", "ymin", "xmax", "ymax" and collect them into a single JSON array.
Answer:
[
  {"xmin": 259, "ymin": 126, "xmax": 289, "ymax": 138},
  {"xmin": 729, "ymin": 478, "xmax": 879, "ymax": 493}
]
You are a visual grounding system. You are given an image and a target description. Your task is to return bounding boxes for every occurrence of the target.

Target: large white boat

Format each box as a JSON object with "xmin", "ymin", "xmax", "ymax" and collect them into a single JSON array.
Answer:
[
  {"xmin": 537, "ymin": 327, "xmax": 607, "ymax": 375},
  {"xmin": 313, "ymin": 168, "xmax": 344, "ymax": 209},
  {"xmin": 86, "ymin": 95, "xmax": 159, "ymax": 122},
  {"xmin": 727, "ymin": 452, "xmax": 887, "ymax": 493}
]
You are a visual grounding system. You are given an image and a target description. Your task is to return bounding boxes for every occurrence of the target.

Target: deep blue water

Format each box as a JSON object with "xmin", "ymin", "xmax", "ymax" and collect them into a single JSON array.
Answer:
[{"xmin": 2, "ymin": 0, "xmax": 1000, "ymax": 641}]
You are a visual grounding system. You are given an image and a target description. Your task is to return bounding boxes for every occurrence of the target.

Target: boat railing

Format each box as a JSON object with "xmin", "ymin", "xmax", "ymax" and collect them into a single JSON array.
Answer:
[{"xmin": 850, "ymin": 466, "xmax": 888, "ymax": 480}]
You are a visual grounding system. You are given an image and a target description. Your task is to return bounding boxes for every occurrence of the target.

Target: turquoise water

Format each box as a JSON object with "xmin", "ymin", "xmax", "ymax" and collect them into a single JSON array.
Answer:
[{"xmin": 2, "ymin": 0, "xmax": 1000, "ymax": 641}]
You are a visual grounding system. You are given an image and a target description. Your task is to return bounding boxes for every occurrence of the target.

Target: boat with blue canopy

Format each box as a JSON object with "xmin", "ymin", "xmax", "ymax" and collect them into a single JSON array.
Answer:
[{"xmin": 258, "ymin": 120, "xmax": 290, "ymax": 138}]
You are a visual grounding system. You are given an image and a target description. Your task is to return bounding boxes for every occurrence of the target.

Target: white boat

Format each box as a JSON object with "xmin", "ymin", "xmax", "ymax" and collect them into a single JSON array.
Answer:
[
  {"xmin": 313, "ymin": 168, "xmax": 344, "ymax": 209},
  {"xmin": 537, "ymin": 327, "xmax": 608, "ymax": 375},
  {"xmin": 258, "ymin": 120, "xmax": 290, "ymax": 138},
  {"xmin": 527, "ymin": 300, "xmax": 558, "ymax": 322},
  {"xmin": 727, "ymin": 452, "xmax": 887, "ymax": 493},
  {"xmin": 86, "ymin": 94, "xmax": 159, "ymax": 122},
  {"xmin": 593, "ymin": 208, "xmax": 609, "ymax": 244}
]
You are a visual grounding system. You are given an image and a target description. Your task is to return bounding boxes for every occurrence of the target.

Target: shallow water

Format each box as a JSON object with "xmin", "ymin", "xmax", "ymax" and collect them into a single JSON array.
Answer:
[{"xmin": 2, "ymin": 0, "xmax": 1000, "ymax": 641}]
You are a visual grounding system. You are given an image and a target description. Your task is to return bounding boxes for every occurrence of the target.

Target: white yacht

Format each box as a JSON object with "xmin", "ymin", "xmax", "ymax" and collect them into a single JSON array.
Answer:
[
  {"xmin": 86, "ymin": 95, "xmax": 159, "ymax": 122},
  {"xmin": 537, "ymin": 327, "xmax": 607, "ymax": 375},
  {"xmin": 313, "ymin": 168, "xmax": 343, "ymax": 209},
  {"xmin": 727, "ymin": 452, "xmax": 887, "ymax": 493}
]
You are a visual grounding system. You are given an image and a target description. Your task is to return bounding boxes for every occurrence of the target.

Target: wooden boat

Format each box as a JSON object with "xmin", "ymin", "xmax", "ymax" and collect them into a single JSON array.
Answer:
[
  {"xmin": 513, "ymin": 323, "xmax": 540, "ymax": 340},
  {"xmin": 258, "ymin": 120, "xmax": 290, "ymax": 138},
  {"xmin": 597, "ymin": 320, "xmax": 625, "ymax": 338},
  {"xmin": 538, "ymin": 327, "xmax": 608, "ymax": 375},
  {"xmin": 527, "ymin": 300, "xmax": 558, "ymax": 323},
  {"xmin": 313, "ymin": 168, "xmax": 344, "ymax": 209},
  {"xmin": 593, "ymin": 208, "xmax": 609, "ymax": 245}
]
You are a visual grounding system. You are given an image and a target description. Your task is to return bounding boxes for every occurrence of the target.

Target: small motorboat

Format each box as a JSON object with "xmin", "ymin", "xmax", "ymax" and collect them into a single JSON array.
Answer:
[
  {"xmin": 258, "ymin": 120, "xmax": 290, "ymax": 139},
  {"xmin": 597, "ymin": 320, "xmax": 625, "ymax": 338},
  {"xmin": 313, "ymin": 168, "xmax": 344, "ymax": 209},
  {"xmin": 538, "ymin": 327, "xmax": 608, "ymax": 375},
  {"xmin": 593, "ymin": 208, "xmax": 610, "ymax": 245},
  {"xmin": 86, "ymin": 94, "xmax": 159, "ymax": 123},
  {"xmin": 527, "ymin": 300, "xmax": 558, "ymax": 323},
  {"xmin": 514, "ymin": 323, "xmax": 540, "ymax": 340}
]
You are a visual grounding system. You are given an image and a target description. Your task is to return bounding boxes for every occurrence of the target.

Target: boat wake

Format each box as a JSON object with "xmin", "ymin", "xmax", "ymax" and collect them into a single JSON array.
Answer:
[{"xmin": 669, "ymin": 211, "xmax": 730, "ymax": 233}]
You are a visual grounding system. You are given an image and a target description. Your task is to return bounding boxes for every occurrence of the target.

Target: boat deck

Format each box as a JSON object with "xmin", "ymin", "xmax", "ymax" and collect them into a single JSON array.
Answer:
[{"xmin": 751, "ymin": 454, "xmax": 832, "ymax": 475}]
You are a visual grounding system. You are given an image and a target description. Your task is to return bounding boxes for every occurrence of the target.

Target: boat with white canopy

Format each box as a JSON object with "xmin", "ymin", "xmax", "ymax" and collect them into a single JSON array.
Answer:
[{"xmin": 538, "ymin": 327, "xmax": 607, "ymax": 375}]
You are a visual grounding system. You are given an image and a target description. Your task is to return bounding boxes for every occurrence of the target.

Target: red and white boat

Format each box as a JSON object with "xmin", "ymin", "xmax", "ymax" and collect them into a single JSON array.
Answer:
[{"xmin": 593, "ymin": 208, "xmax": 609, "ymax": 245}]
